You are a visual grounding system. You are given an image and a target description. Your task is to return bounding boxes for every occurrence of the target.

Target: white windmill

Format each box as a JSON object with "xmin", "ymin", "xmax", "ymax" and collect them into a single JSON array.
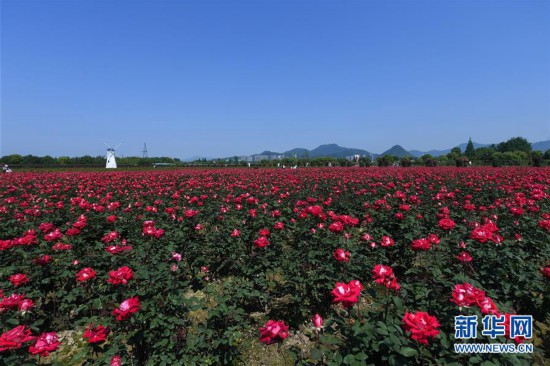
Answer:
[{"xmin": 103, "ymin": 143, "xmax": 120, "ymax": 169}]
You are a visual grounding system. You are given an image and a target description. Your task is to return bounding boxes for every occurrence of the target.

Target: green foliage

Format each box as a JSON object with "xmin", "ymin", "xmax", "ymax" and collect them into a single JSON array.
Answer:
[
  {"xmin": 465, "ymin": 138, "xmax": 476, "ymax": 158},
  {"xmin": 497, "ymin": 137, "xmax": 532, "ymax": 154}
]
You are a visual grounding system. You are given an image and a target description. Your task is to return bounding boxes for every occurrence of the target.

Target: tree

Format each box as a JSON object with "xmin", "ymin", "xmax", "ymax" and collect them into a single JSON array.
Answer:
[
  {"xmin": 446, "ymin": 147, "xmax": 462, "ymax": 163},
  {"xmin": 22, "ymin": 155, "xmax": 41, "ymax": 165},
  {"xmin": 78, "ymin": 155, "xmax": 95, "ymax": 165},
  {"xmin": 420, "ymin": 154, "xmax": 437, "ymax": 167},
  {"xmin": 456, "ymin": 157, "xmax": 469, "ymax": 167},
  {"xmin": 531, "ymin": 150, "xmax": 543, "ymax": 167},
  {"xmin": 475, "ymin": 147, "xmax": 495, "ymax": 165},
  {"xmin": 359, "ymin": 157, "xmax": 371, "ymax": 167},
  {"xmin": 465, "ymin": 138, "xmax": 476, "ymax": 158},
  {"xmin": 4, "ymin": 154, "xmax": 22, "ymax": 165},
  {"xmin": 496, "ymin": 137, "xmax": 531, "ymax": 153},
  {"xmin": 42, "ymin": 155, "xmax": 56, "ymax": 165},
  {"xmin": 400, "ymin": 157, "xmax": 412, "ymax": 167},
  {"xmin": 377, "ymin": 155, "xmax": 397, "ymax": 167},
  {"xmin": 57, "ymin": 156, "xmax": 71, "ymax": 165}
]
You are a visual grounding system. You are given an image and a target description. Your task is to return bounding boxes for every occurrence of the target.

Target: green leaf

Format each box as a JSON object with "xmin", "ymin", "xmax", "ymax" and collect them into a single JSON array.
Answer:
[
  {"xmin": 343, "ymin": 354, "xmax": 356, "ymax": 364},
  {"xmin": 6, "ymin": 318, "xmax": 19, "ymax": 325},
  {"xmin": 320, "ymin": 334, "xmax": 342, "ymax": 345},
  {"xmin": 310, "ymin": 348, "xmax": 324, "ymax": 361},
  {"xmin": 392, "ymin": 296, "xmax": 403, "ymax": 311},
  {"xmin": 398, "ymin": 347, "xmax": 418, "ymax": 357}
]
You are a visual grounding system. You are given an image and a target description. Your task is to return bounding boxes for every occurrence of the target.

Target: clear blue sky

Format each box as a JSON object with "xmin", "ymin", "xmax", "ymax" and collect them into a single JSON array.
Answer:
[{"xmin": 1, "ymin": 0, "xmax": 549, "ymax": 159}]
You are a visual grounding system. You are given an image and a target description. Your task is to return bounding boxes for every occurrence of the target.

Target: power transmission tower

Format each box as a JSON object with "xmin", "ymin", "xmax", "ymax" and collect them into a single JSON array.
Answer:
[{"xmin": 142, "ymin": 143, "xmax": 148, "ymax": 158}]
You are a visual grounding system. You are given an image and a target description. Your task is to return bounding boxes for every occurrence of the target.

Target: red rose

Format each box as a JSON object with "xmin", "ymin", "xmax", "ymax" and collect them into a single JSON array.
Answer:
[
  {"xmin": 328, "ymin": 221, "xmax": 344, "ymax": 233},
  {"xmin": 83, "ymin": 324, "xmax": 110, "ymax": 343},
  {"xmin": 44, "ymin": 229, "xmax": 62, "ymax": 242},
  {"xmin": 372, "ymin": 264, "xmax": 393, "ymax": 283},
  {"xmin": 470, "ymin": 227, "xmax": 493, "ymax": 243},
  {"xmin": 38, "ymin": 222, "xmax": 55, "ymax": 233},
  {"xmin": 184, "ymin": 209, "xmax": 200, "ymax": 218},
  {"xmin": 456, "ymin": 251, "xmax": 473, "ymax": 262},
  {"xmin": 19, "ymin": 299, "xmax": 34, "ymax": 312},
  {"xmin": 154, "ymin": 228, "xmax": 165, "ymax": 238},
  {"xmin": 65, "ymin": 228, "xmax": 82, "ymax": 237},
  {"xmin": 372, "ymin": 264, "xmax": 400, "ymax": 291},
  {"xmin": 402, "ymin": 311, "xmax": 440, "ymax": 345},
  {"xmin": 411, "ymin": 238, "xmax": 431, "ymax": 251},
  {"xmin": 538, "ymin": 219, "xmax": 550, "ymax": 232},
  {"xmin": 0, "ymin": 325, "xmax": 35, "ymax": 352},
  {"xmin": 29, "ymin": 332, "xmax": 61, "ymax": 357},
  {"xmin": 259, "ymin": 320, "xmax": 289, "ymax": 345},
  {"xmin": 380, "ymin": 236, "xmax": 394, "ymax": 247},
  {"xmin": 110, "ymin": 355, "xmax": 122, "ymax": 366},
  {"xmin": 542, "ymin": 266, "xmax": 550, "ymax": 278},
  {"xmin": 9, "ymin": 273, "xmax": 29, "ymax": 287},
  {"xmin": 0, "ymin": 240, "xmax": 13, "ymax": 250},
  {"xmin": 333, "ymin": 248, "xmax": 351, "ymax": 262},
  {"xmin": 106, "ymin": 215, "xmax": 117, "ymax": 223},
  {"xmin": 0, "ymin": 293, "xmax": 27, "ymax": 311},
  {"xmin": 426, "ymin": 234, "xmax": 440, "ymax": 245},
  {"xmin": 52, "ymin": 242, "xmax": 72, "ymax": 251},
  {"xmin": 102, "ymin": 231, "xmax": 120, "ymax": 243},
  {"xmin": 312, "ymin": 313, "xmax": 323, "ymax": 330},
  {"xmin": 331, "ymin": 281, "xmax": 362, "ymax": 308},
  {"xmin": 477, "ymin": 296, "xmax": 499, "ymax": 315},
  {"xmin": 450, "ymin": 283, "xmax": 485, "ymax": 307},
  {"xmin": 348, "ymin": 279, "xmax": 364, "ymax": 292},
  {"xmin": 107, "ymin": 266, "xmax": 134, "ymax": 285},
  {"xmin": 112, "ymin": 297, "xmax": 141, "ymax": 321},
  {"xmin": 438, "ymin": 218, "xmax": 456, "ymax": 230},
  {"xmin": 76, "ymin": 267, "xmax": 96, "ymax": 282},
  {"xmin": 254, "ymin": 237, "xmax": 270, "ymax": 248},
  {"xmin": 105, "ymin": 245, "xmax": 133, "ymax": 254},
  {"xmin": 361, "ymin": 233, "xmax": 372, "ymax": 241}
]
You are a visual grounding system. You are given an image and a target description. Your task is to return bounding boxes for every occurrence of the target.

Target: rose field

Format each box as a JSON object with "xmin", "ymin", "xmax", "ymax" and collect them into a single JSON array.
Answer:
[{"xmin": 0, "ymin": 167, "xmax": 549, "ymax": 365}]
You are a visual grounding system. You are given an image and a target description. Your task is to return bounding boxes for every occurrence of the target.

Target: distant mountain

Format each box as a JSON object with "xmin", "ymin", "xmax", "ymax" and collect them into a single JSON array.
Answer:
[
  {"xmin": 409, "ymin": 142, "xmax": 488, "ymax": 157},
  {"xmin": 532, "ymin": 140, "xmax": 550, "ymax": 152},
  {"xmin": 243, "ymin": 144, "xmax": 373, "ymax": 160},
  {"xmin": 259, "ymin": 151, "xmax": 281, "ymax": 156},
  {"xmin": 223, "ymin": 139, "xmax": 550, "ymax": 161},
  {"xmin": 309, "ymin": 144, "xmax": 371, "ymax": 158},
  {"xmin": 408, "ymin": 150, "xmax": 427, "ymax": 158},
  {"xmin": 285, "ymin": 148, "xmax": 310, "ymax": 158},
  {"xmin": 381, "ymin": 145, "xmax": 411, "ymax": 158}
]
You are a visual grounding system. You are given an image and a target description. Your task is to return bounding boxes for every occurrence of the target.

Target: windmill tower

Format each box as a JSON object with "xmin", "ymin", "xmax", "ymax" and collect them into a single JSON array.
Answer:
[{"xmin": 103, "ymin": 143, "xmax": 120, "ymax": 169}]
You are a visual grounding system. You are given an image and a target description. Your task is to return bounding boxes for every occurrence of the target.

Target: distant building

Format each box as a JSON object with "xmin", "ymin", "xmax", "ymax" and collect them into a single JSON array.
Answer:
[{"xmin": 254, "ymin": 155, "xmax": 268, "ymax": 162}]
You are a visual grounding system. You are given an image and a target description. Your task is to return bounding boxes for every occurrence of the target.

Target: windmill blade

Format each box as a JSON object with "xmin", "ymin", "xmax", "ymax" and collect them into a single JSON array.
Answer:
[
  {"xmin": 114, "ymin": 143, "xmax": 121, "ymax": 150},
  {"xmin": 102, "ymin": 142, "xmax": 112, "ymax": 149}
]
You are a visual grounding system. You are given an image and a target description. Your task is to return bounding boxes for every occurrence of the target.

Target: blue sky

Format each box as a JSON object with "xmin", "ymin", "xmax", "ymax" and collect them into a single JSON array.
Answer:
[{"xmin": 1, "ymin": 0, "xmax": 549, "ymax": 158}]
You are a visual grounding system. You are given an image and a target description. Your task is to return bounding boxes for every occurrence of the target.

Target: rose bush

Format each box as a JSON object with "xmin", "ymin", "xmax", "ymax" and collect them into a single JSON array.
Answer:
[{"xmin": 0, "ymin": 167, "xmax": 548, "ymax": 365}]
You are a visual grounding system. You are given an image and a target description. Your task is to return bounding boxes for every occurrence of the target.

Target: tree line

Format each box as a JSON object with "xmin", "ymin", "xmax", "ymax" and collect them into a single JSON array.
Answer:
[
  {"xmin": 0, "ymin": 155, "xmax": 180, "ymax": 167},
  {"xmin": 1, "ymin": 137, "xmax": 548, "ymax": 169}
]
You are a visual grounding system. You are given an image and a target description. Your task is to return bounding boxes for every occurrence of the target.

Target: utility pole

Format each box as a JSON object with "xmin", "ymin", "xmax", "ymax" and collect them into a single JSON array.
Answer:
[{"xmin": 142, "ymin": 143, "xmax": 148, "ymax": 158}]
